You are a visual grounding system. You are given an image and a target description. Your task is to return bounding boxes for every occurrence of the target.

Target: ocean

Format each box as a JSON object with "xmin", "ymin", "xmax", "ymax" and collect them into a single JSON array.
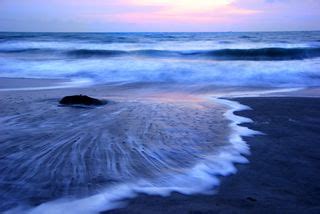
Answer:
[
  {"xmin": 0, "ymin": 31, "xmax": 320, "ymax": 87},
  {"xmin": 0, "ymin": 32, "xmax": 320, "ymax": 213}
]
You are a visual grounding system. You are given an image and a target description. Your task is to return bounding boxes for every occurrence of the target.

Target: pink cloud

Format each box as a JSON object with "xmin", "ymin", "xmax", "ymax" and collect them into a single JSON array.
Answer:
[
  {"xmin": 83, "ymin": 1, "xmax": 260, "ymax": 25},
  {"xmin": 1, "ymin": 0, "xmax": 319, "ymax": 31}
]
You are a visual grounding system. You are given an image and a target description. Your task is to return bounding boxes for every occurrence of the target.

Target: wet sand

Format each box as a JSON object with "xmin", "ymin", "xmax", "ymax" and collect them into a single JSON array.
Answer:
[{"xmin": 108, "ymin": 97, "xmax": 320, "ymax": 214}]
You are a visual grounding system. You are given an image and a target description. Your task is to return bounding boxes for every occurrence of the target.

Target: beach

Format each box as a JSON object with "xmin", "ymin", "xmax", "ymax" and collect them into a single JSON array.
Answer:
[
  {"xmin": 0, "ymin": 31, "xmax": 320, "ymax": 213},
  {"xmin": 108, "ymin": 97, "xmax": 320, "ymax": 214},
  {"xmin": 0, "ymin": 77, "xmax": 238, "ymax": 213},
  {"xmin": 0, "ymin": 76, "xmax": 319, "ymax": 213}
]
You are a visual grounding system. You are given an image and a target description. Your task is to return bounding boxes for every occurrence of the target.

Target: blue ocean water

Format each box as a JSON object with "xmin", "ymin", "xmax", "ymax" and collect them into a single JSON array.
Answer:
[
  {"xmin": 0, "ymin": 31, "xmax": 320, "ymax": 87},
  {"xmin": 1, "ymin": 32, "xmax": 320, "ymax": 213}
]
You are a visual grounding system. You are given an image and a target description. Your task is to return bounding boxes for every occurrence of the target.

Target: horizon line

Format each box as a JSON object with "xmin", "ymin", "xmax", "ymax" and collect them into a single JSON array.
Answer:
[{"xmin": 0, "ymin": 30, "xmax": 320, "ymax": 34}]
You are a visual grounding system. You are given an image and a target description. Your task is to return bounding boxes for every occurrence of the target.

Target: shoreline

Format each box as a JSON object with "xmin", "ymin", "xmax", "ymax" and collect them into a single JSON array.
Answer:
[
  {"xmin": 1, "ymin": 77, "xmax": 245, "ymax": 213},
  {"xmin": 0, "ymin": 77, "xmax": 68, "ymax": 88},
  {"xmin": 0, "ymin": 76, "xmax": 308, "ymax": 96},
  {"xmin": 1, "ymin": 77, "xmax": 319, "ymax": 213},
  {"xmin": 0, "ymin": 77, "xmax": 93, "ymax": 91},
  {"xmin": 106, "ymin": 97, "xmax": 320, "ymax": 213},
  {"xmin": 18, "ymin": 97, "xmax": 258, "ymax": 214}
]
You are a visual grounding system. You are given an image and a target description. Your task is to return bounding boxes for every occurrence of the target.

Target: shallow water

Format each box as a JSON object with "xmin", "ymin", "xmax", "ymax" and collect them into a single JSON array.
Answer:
[{"xmin": 0, "ymin": 87, "xmax": 250, "ymax": 213}]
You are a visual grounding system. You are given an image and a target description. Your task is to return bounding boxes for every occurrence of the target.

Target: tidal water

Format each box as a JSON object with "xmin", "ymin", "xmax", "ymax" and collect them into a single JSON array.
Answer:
[
  {"xmin": 0, "ymin": 32, "xmax": 319, "ymax": 213},
  {"xmin": 0, "ymin": 31, "xmax": 320, "ymax": 87}
]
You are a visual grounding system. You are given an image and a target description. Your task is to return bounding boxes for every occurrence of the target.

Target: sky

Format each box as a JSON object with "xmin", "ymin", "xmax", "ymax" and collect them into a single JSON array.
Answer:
[{"xmin": 0, "ymin": 0, "xmax": 319, "ymax": 32}]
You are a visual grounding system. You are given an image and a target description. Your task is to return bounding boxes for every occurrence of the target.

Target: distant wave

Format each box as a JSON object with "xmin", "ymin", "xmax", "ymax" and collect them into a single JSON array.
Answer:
[
  {"xmin": 198, "ymin": 47, "xmax": 320, "ymax": 60},
  {"xmin": 1, "ymin": 47, "xmax": 320, "ymax": 61},
  {"xmin": 67, "ymin": 47, "xmax": 320, "ymax": 60},
  {"xmin": 67, "ymin": 49, "xmax": 127, "ymax": 57},
  {"xmin": 0, "ymin": 48, "xmax": 45, "ymax": 53}
]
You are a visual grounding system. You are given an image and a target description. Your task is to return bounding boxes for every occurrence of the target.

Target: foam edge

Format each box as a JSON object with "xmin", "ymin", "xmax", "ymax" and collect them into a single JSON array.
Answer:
[{"xmin": 6, "ymin": 98, "xmax": 261, "ymax": 214}]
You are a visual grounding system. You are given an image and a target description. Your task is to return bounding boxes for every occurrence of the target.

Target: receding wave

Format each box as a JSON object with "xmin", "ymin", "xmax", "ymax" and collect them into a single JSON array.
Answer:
[
  {"xmin": 0, "ymin": 96, "xmax": 238, "ymax": 212},
  {"xmin": 0, "ymin": 92, "xmax": 261, "ymax": 213}
]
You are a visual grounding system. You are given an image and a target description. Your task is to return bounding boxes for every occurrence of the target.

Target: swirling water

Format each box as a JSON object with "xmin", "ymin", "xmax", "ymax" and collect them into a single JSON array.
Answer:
[{"xmin": 1, "ymin": 87, "xmax": 260, "ymax": 213}]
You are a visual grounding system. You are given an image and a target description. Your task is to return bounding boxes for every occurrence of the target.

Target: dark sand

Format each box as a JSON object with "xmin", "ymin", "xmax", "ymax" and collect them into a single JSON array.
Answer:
[{"xmin": 108, "ymin": 97, "xmax": 320, "ymax": 214}]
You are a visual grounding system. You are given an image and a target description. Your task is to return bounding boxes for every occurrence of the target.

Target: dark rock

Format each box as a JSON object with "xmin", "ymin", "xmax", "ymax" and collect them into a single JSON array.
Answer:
[
  {"xmin": 59, "ymin": 95, "xmax": 105, "ymax": 106},
  {"xmin": 246, "ymin": 197, "xmax": 257, "ymax": 202}
]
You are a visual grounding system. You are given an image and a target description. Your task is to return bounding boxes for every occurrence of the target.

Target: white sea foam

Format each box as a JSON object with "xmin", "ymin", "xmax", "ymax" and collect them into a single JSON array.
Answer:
[
  {"xmin": 217, "ymin": 87, "xmax": 305, "ymax": 98},
  {"xmin": 5, "ymin": 97, "xmax": 261, "ymax": 214}
]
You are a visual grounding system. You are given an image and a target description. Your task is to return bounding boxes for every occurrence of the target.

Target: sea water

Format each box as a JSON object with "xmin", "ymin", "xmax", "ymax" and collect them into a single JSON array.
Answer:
[
  {"xmin": 0, "ymin": 32, "xmax": 319, "ymax": 213},
  {"xmin": 0, "ymin": 31, "xmax": 320, "ymax": 87}
]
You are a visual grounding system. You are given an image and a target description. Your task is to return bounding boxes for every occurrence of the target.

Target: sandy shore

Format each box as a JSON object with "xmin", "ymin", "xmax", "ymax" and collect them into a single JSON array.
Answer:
[{"xmin": 107, "ymin": 97, "xmax": 320, "ymax": 214}]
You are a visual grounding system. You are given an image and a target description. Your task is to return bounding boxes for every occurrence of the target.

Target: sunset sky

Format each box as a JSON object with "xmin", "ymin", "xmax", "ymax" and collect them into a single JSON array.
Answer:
[{"xmin": 0, "ymin": 0, "xmax": 319, "ymax": 32}]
